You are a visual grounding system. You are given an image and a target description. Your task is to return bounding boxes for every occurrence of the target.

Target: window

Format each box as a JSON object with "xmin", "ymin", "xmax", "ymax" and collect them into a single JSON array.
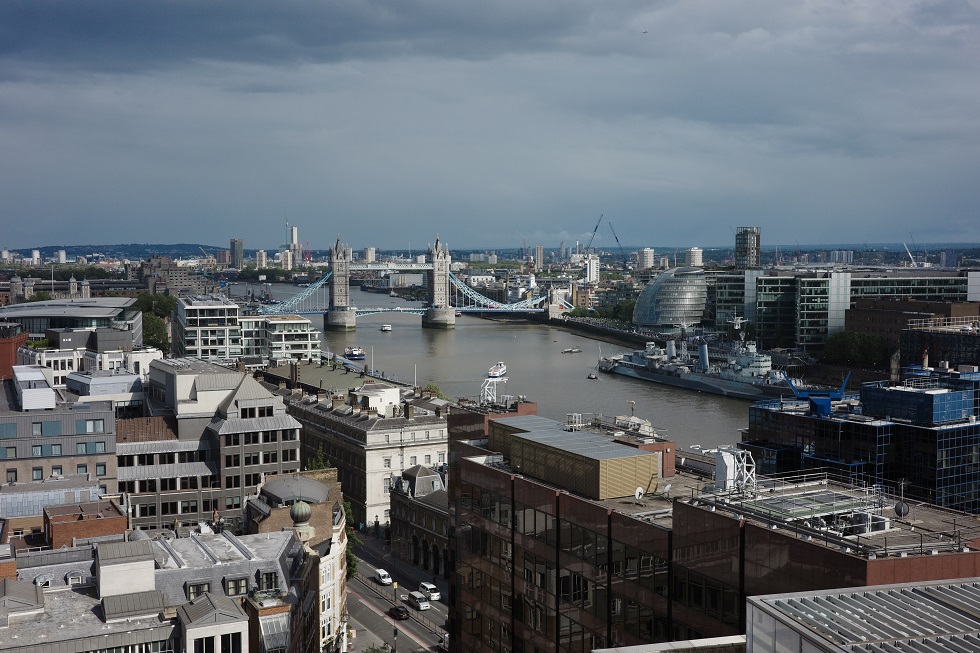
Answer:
[
  {"xmin": 425, "ymin": 430, "xmax": 430, "ymax": 439},
  {"xmin": 383, "ymin": 458, "xmax": 391, "ymax": 468},
  {"xmin": 263, "ymin": 431, "xmax": 277, "ymax": 443},
  {"xmin": 241, "ymin": 407, "xmax": 256, "ymax": 419},
  {"xmin": 282, "ymin": 429, "xmax": 297, "ymax": 441},
  {"xmin": 76, "ymin": 419, "xmax": 104, "ymax": 434},
  {"xmin": 4, "ymin": 447, "xmax": 14, "ymax": 459},
  {"xmin": 410, "ymin": 456, "xmax": 417, "ymax": 465},
  {"xmin": 51, "ymin": 444, "xmax": 62, "ymax": 456},
  {"xmin": 224, "ymin": 434, "xmax": 240, "ymax": 447},
  {"xmin": 260, "ymin": 571, "xmax": 278, "ymax": 591},
  {"xmin": 225, "ymin": 496, "xmax": 241, "ymax": 509},
  {"xmin": 221, "ymin": 633, "xmax": 242, "ymax": 653},
  {"xmin": 94, "ymin": 441, "xmax": 106, "ymax": 453},
  {"xmin": 32, "ymin": 422, "xmax": 42, "ymax": 436},
  {"xmin": 159, "ymin": 452, "xmax": 175, "ymax": 464},
  {"xmin": 52, "ymin": 465, "xmax": 62, "ymax": 476},
  {"xmin": 161, "ymin": 502, "xmax": 178, "ymax": 515},
  {"xmin": 244, "ymin": 452, "xmax": 259, "ymax": 466},
  {"xmin": 181, "ymin": 477, "xmax": 199, "ymax": 490},
  {"xmin": 96, "ymin": 463, "xmax": 106, "ymax": 476},
  {"xmin": 425, "ymin": 455, "xmax": 431, "ymax": 464},
  {"xmin": 384, "ymin": 509, "xmax": 390, "ymax": 521},
  {"xmin": 77, "ymin": 464, "xmax": 88, "ymax": 475},
  {"xmin": 77, "ymin": 443, "xmax": 87, "ymax": 454},
  {"xmin": 181, "ymin": 500, "xmax": 199, "ymax": 513},
  {"xmin": 161, "ymin": 477, "xmax": 177, "ymax": 491},
  {"xmin": 244, "ymin": 433, "xmax": 259, "ymax": 445},
  {"xmin": 245, "ymin": 473, "xmax": 261, "ymax": 486},
  {"xmin": 282, "ymin": 449, "xmax": 297, "ymax": 462},
  {"xmin": 225, "ymin": 577, "xmax": 248, "ymax": 596},
  {"xmin": 438, "ymin": 452, "xmax": 445, "ymax": 464},
  {"xmin": 225, "ymin": 454, "xmax": 240, "ymax": 468},
  {"xmin": 187, "ymin": 581, "xmax": 211, "ymax": 600},
  {"xmin": 262, "ymin": 451, "xmax": 278, "ymax": 464},
  {"xmin": 384, "ymin": 477, "xmax": 391, "ymax": 494},
  {"xmin": 32, "ymin": 445, "xmax": 42, "ymax": 457},
  {"xmin": 226, "ymin": 475, "xmax": 240, "ymax": 489},
  {"xmin": 32, "ymin": 467, "xmax": 43, "ymax": 481}
]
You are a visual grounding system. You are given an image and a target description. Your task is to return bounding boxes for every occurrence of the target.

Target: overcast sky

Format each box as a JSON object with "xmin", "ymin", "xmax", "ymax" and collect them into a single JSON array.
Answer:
[{"xmin": 2, "ymin": 1, "xmax": 978, "ymax": 252}]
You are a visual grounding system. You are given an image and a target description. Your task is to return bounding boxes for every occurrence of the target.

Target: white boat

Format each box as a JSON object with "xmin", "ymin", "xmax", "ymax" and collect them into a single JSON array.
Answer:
[
  {"xmin": 562, "ymin": 347, "xmax": 582, "ymax": 354},
  {"xmin": 381, "ymin": 324, "xmax": 392, "ymax": 332},
  {"xmin": 344, "ymin": 346, "xmax": 366, "ymax": 360},
  {"xmin": 488, "ymin": 361, "xmax": 507, "ymax": 378}
]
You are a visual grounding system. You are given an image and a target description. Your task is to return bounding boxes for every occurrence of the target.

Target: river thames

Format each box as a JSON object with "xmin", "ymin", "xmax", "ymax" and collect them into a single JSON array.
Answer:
[{"xmin": 248, "ymin": 284, "xmax": 749, "ymax": 450}]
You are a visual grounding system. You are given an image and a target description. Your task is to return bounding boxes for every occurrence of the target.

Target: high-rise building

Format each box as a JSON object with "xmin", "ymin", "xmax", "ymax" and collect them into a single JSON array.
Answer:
[
  {"xmin": 57, "ymin": 249, "xmax": 67, "ymax": 264},
  {"xmin": 638, "ymin": 248, "xmax": 656, "ymax": 270},
  {"xmin": 255, "ymin": 249, "xmax": 267, "ymax": 269},
  {"xmin": 172, "ymin": 295, "xmax": 242, "ymax": 359},
  {"xmin": 735, "ymin": 226, "xmax": 761, "ymax": 269},
  {"xmin": 535, "ymin": 245, "xmax": 544, "ymax": 272},
  {"xmin": 584, "ymin": 254, "xmax": 600, "ymax": 283},
  {"xmin": 230, "ymin": 238, "xmax": 244, "ymax": 269},
  {"xmin": 559, "ymin": 240, "xmax": 566, "ymax": 259},
  {"xmin": 686, "ymin": 247, "xmax": 703, "ymax": 267},
  {"xmin": 363, "ymin": 247, "xmax": 376, "ymax": 263}
]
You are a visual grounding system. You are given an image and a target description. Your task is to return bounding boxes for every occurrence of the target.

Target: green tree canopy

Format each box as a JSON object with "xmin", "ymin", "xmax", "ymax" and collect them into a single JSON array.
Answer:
[{"xmin": 820, "ymin": 331, "xmax": 890, "ymax": 369}]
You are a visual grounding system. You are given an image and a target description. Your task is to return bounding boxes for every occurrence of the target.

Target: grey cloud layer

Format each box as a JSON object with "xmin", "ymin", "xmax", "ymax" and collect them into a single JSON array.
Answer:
[{"xmin": 1, "ymin": 0, "xmax": 978, "ymax": 249}]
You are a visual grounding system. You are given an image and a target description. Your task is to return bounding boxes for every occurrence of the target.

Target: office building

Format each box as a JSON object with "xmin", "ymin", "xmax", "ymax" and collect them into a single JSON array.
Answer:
[
  {"xmin": 741, "ymin": 369, "xmax": 980, "ymax": 513},
  {"xmin": 285, "ymin": 381, "xmax": 448, "ymax": 527},
  {"xmin": 172, "ymin": 295, "xmax": 243, "ymax": 359},
  {"xmin": 0, "ymin": 296, "xmax": 140, "ymax": 340},
  {"xmin": 633, "ymin": 267, "xmax": 707, "ymax": 328},
  {"xmin": 389, "ymin": 465, "xmax": 449, "ymax": 577},
  {"xmin": 17, "ymin": 326, "xmax": 162, "ymax": 387},
  {"xmin": 230, "ymin": 238, "xmax": 244, "ymax": 270},
  {"xmin": 0, "ymin": 322, "xmax": 28, "ymax": 379},
  {"xmin": 735, "ymin": 226, "xmax": 760, "ymax": 269},
  {"xmin": 141, "ymin": 256, "xmax": 205, "ymax": 295},
  {"xmin": 900, "ymin": 314, "xmax": 980, "ymax": 369},
  {"xmin": 121, "ymin": 358, "xmax": 301, "ymax": 531},
  {"xmin": 0, "ymin": 365, "xmax": 116, "ymax": 492},
  {"xmin": 449, "ymin": 412, "xmax": 980, "ymax": 652},
  {"xmin": 535, "ymin": 245, "xmax": 544, "ymax": 272},
  {"xmin": 638, "ymin": 248, "xmax": 656, "ymax": 270}
]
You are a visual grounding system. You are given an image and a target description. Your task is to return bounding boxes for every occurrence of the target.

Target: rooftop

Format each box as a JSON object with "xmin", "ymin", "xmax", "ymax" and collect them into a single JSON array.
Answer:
[
  {"xmin": 750, "ymin": 577, "xmax": 980, "ymax": 652},
  {"xmin": 0, "ymin": 297, "xmax": 135, "ymax": 320}
]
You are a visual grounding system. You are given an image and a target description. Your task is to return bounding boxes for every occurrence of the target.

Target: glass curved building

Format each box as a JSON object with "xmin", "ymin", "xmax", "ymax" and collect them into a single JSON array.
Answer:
[{"xmin": 632, "ymin": 266, "xmax": 707, "ymax": 327}]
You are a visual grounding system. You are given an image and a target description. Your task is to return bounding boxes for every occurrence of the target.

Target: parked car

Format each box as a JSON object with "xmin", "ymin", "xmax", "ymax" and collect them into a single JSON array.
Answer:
[
  {"xmin": 388, "ymin": 605, "xmax": 410, "ymax": 620},
  {"xmin": 419, "ymin": 581, "xmax": 441, "ymax": 601},
  {"xmin": 374, "ymin": 568, "xmax": 392, "ymax": 585}
]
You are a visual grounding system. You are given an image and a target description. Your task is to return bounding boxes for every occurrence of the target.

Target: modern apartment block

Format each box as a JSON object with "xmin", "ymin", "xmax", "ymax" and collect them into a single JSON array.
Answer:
[
  {"xmin": 240, "ymin": 313, "xmax": 321, "ymax": 362},
  {"xmin": 17, "ymin": 326, "xmax": 162, "ymax": 387},
  {"xmin": 285, "ymin": 380, "xmax": 449, "ymax": 526},
  {"xmin": 449, "ymin": 412, "xmax": 980, "ymax": 652},
  {"xmin": 121, "ymin": 358, "xmax": 302, "ymax": 530},
  {"xmin": 1, "ymin": 365, "xmax": 116, "ymax": 493},
  {"xmin": 230, "ymin": 237, "xmax": 244, "ymax": 270},
  {"xmin": 172, "ymin": 294, "xmax": 243, "ymax": 359}
]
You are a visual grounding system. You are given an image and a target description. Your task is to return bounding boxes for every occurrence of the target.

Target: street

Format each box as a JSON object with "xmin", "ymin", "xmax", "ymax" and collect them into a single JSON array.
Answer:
[{"xmin": 347, "ymin": 533, "xmax": 449, "ymax": 653}]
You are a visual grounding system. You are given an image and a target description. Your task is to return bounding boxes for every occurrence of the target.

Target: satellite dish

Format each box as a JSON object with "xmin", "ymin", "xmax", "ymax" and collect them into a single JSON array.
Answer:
[
  {"xmin": 634, "ymin": 487, "xmax": 645, "ymax": 500},
  {"xmin": 662, "ymin": 483, "xmax": 672, "ymax": 497},
  {"xmin": 894, "ymin": 501, "xmax": 910, "ymax": 518}
]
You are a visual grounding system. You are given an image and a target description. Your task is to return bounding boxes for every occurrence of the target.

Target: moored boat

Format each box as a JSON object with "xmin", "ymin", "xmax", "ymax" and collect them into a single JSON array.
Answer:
[{"xmin": 488, "ymin": 361, "xmax": 507, "ymax": 378}]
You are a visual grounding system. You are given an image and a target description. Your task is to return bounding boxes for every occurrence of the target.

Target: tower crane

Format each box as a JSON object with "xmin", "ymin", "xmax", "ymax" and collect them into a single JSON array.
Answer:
[
  {"xmin": 584, "ymin": 214, "xmax": 603, "ymax": 253},
  {"xmin": 608, "ymin": 222, "xmax": 628, "ymax": 270}
]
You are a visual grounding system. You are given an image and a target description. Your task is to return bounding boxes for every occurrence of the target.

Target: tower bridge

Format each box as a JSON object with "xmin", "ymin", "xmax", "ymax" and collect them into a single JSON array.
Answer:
[{"xmin": 258, "ymin": 236, "xmax": 572, "ymax": 329}]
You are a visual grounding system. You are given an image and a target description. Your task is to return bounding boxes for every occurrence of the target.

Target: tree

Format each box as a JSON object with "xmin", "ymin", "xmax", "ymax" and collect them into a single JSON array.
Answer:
[
  {"xmin": 821, "ymin": 331, "xmax": 890, "ymax": 369},
  {"xmin": 26, "ymin": 291, "xmax": 54, "ymax": 302},
  {"xmin": 142, "ymin": 313, "xmax": 170, "ymax": 352},
  {"xmin": 134, "ymin": 293, "xmax": 177, "ymax": 319},
  {"xmin": 306, "ymin": 444, "xmax": 332, "ymax": 470},
  {"xmin": 344, "ymin": 500, "xmax": 361, "ymax": 579},
  {"xmin": 424, "ymin": 383, "xmax": 448, "ymax": 400}
]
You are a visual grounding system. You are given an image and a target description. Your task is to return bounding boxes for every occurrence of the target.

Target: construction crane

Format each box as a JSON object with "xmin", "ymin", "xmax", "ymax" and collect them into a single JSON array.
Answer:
[
  {"xmin": 198, "ymin": 246, "xmax": 215, "ymax": 270},
  {"xmin": 608, "ymin": 222, "xmax": 628, "ymax": 270},
  {"xmin": 584, "ymin": 214, "xmax": 603, "ymax": 253}
]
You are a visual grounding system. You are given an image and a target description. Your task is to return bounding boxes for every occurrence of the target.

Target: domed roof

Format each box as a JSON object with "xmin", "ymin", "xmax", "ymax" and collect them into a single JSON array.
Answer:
[
  {"xmin": 632, "ymin": 267, "xmax": 707, "ymax": 328},
  {"xmin": 260, "ymin": 474, "xmax": 330, "ymax": 507},
  {"xmin": 290, "ymin": 500, "xmax": 312, "ymax": 525}
]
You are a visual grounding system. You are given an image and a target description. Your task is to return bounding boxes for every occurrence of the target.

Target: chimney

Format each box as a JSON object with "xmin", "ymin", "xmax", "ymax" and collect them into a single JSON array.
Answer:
[
  {"xmin": 406, "ymin": 404, "xmax": 415, "ymax": 420},
  {"xmin": 922, "ymin": 348, "xmax": 929, "ymax": 369}
]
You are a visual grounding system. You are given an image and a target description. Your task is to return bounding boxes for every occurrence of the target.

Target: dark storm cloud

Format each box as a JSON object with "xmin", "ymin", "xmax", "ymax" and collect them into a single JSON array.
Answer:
[{"xmin": 0, "ymin": 0, "xmax": 978, "ymax": 250}]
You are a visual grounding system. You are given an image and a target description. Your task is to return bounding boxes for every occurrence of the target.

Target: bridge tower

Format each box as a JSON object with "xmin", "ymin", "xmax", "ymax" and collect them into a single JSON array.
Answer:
[
  {"xmin": 326, "ymin": 237, "xmax": 356, "ymax": 331},
  {"xmin": 422, "ymin": 236, "xmax": 456, "ymax": 329}
]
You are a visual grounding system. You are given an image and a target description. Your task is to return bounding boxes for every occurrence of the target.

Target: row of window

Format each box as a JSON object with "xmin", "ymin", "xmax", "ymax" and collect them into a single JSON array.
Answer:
[
  {"xmin": 225, "ymin": 449, "xmax": 297, "ymax": 468},
  {"xmin": 7, "ymin": 461, "xmax": 106, "ymax": 483},
  {"xmin": 383, "ymin": 452, "xmax": 445, "ymax": 469},
  {"xmin": 224, "ymin": 430, "xmax": 298, "ymax": 446}
]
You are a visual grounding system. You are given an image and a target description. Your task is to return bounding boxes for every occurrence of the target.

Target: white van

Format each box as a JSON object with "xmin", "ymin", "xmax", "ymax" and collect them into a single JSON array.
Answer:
[
  {"xmin": 419, "ymin": 581, "xmax": 441, "ymax": 601},
  {"xmin": 407, "ymin": 591, "xmax": 431, "ymax": 610},
  {"xmin": 374, "ymin": 568, "xmax": 392, "ymax": 585}
]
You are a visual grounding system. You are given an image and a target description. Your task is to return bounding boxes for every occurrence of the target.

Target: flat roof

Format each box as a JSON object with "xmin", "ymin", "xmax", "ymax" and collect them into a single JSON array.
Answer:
[
  {"xmin": 751, "ymin": 577, "xmax": 980, "ymax": 652},
  {"xmin": 0, "ymin": 297, "xmax": 135, "ymax": 319}
]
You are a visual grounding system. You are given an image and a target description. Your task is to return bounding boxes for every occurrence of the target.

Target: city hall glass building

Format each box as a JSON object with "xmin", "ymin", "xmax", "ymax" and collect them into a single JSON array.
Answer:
[{"xmin": 632, "ymin": 267, "xmax": 707, "ymax": 329}]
